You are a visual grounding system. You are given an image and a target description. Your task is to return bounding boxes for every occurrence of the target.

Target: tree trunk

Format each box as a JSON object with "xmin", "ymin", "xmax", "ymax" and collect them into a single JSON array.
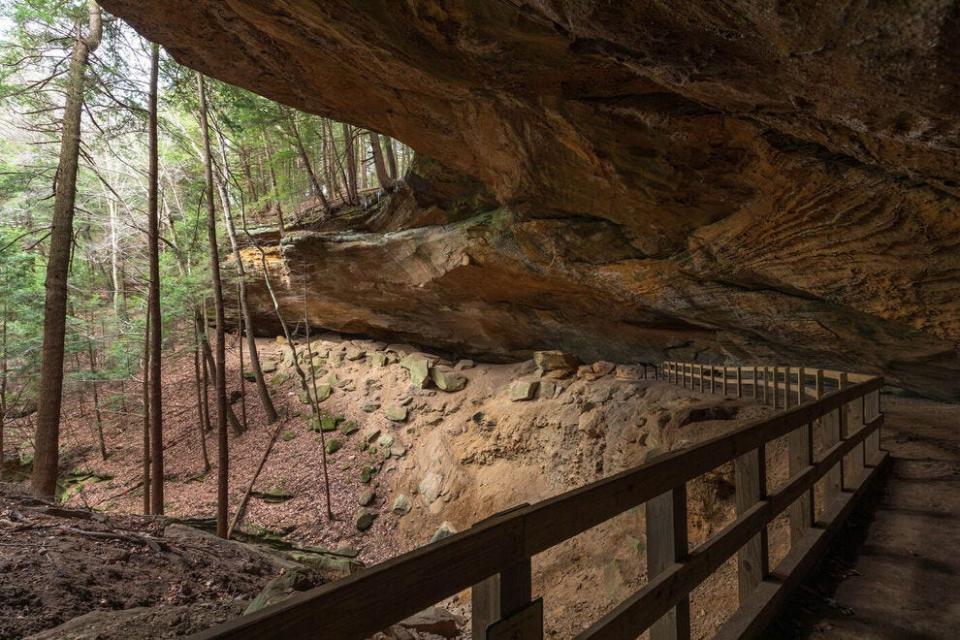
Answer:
[
  {"xmin": 342, "ymin": 123, "xmax": 358, "ymax": 204},
  {"xmin": 0, "ymin": 311, "xmax": 7, "ymax": 482},
  {"xmin": 285, "ymin": 110, "xmax": 330, "ymax": 214},
  {"xmin": 303, "ymin": 288, "xmax": 333, "ymax": 518},
  {"xmin": 193, "ymin": 323, "xmax": 211, "ymax": 472},
  {"xmin": 142, "ymin": 301, "xmax": 151, "ymax": 514},
  {"xmin": 212, "ymin": 126, "xmax": 278, "ymax": 424},
  {"xmin": 108, "ymin": 199, "xmax": 125, "ymax": 322},
  {"xmin": 368, "ymin": 131, "xmax": 393, "ymax": 190},
  {"xmin": 383, "ymin": 135, "xmax": 398, "ymax": 181},
  {"xmin": 198, "ymin": 72, "xmax": 230, "ymax": 539},
  {"xmin": 32, "ymin": 0, "xmax": 102, "ymax": 498},
  {"xmin": 147, "ymin": 42, "xmax": 164, "ymax": 515},
  {"xmin": 263, "ymin": 134, "xmax": 285, "ymax": 238},
  {"xmin": 85, "ymin": 310, "xmax": 107, "ymax": 461},
  {"xmin": 236, "ymin": 287, "xmax": 247, "ymax": 432}
]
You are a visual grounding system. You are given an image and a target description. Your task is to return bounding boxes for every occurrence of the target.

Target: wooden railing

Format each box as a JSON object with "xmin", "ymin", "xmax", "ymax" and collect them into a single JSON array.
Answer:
[{"xmin": 191, "ymin": 362, "xmax": 887, "ymax": 640}]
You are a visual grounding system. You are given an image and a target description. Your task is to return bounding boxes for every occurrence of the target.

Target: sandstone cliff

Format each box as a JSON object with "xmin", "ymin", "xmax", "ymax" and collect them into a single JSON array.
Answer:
[{"xmin": 101, "ymin": 1, "xmax": 960, "ymax": 399}]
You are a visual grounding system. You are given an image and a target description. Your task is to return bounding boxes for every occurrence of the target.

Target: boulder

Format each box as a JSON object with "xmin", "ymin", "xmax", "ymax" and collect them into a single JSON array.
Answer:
[
  {"xmin": 354, "ymin": 509, "xmax": 377, "ymax": 531},
  {"xmin": 324, "ymin": 438, "xmax": 342, "ymax": 454},
  {"xmin": 430, "ymin": 521, "xmax": 457, "ymax": 543},
  {"xmin": 392, "ymin": 494, "xmax": 411, "ymax": 515},
  {"xmin": 369, "ymin": 352, "xmax": 388, "ymax": 367},
  {"xmin": 534, "ymin": 350, "xmax": 579, "ymax": 375},
  {"xmin": 384, "ymin": 405, "xmax": 408, "ymax": 422},
  {"xmin": 398, "ymin": 607, "xmax": 462, "ymax": 638},
  {"xmin": 539, "ymin": 380, "xmax": 557, "ymax": 399},
  {"xmin": 345, "ymin": 348, "xmax": 365, "ymax": 361},
  {"xmin": 591, "ymin": 361, "xmax": 617, "ymax": 376},
  {"xmin": 339, "ymin": 420, "xmax": 359, "ymax": 436},
  {"xmin": 358, "ymin": 489, "xmax": 376, "ymax": 506},
  {"xmin": 243, "ymin": 568, "xmax": 318, "ymax": 615},
  {"xmin": 377, "ymin": 433, "xmax": 395, "ymax": 448},
  {"xmin": 430, "ymin": 366, "xmax": 467, "ymax": 392},
  {"xmin": 509, "ymin": 380, "xmax": 538, "ymax": 401},
  {"xmin": 362, "ymin": 402, "xmax": 381, "ymax": 413},
  {"xmin": 257, "ymin": 360, "xmax": 277, "ymax": 374},
  {"xmin": 419, "ymin": 471, "xmax": 443, "ymax": 504},
  {"xmin": 399, "ymin": 354, "xmax": 434, "ymax": 388}
]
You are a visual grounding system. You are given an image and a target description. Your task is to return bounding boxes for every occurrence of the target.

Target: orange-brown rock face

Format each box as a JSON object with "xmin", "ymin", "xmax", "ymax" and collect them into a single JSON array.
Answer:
[{"xmin": 101, "ymin": 1, "xmax": 960, "ymax": 399}]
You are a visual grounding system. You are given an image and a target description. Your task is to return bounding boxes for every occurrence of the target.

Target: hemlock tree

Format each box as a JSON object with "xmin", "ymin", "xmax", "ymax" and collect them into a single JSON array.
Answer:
[{"xmin": 32, "ymin": 0, "xmax": 102, "ymax": 498}]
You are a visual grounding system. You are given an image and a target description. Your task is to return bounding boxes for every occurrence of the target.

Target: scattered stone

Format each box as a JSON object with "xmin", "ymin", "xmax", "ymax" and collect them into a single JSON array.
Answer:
[
  {"xmin": 399, "ymin": 607, "xmax": 462, "ymax": 638},
  {"xmin": 242, "ymin": 370, "xmax": 257, "ymax": 382},
  {"xmin": 259, "ymin": 360, "xmax": 278, "ymax": 374},
  {"xmin": 318, "ymin": 415, "xmax": 340, "ymax": 432},
  {"xmin": 369, "ymin": 352, "xmax": 388, "ymax": 367},
  {"xmin": 244, "ymin": 567, "xmax": 316, "ymax": 615},
  {"xmin": 390, "ymin": 445, "xmax": 406, "ymax": 458},
  {"xmin": 345, "ymin": 348, "xmax": 365, "ymax": 361},
  {"xmin": 360, "ymin": 466, "xmax": 377, "ymax": 483},
  {"xmin": 430, "ymin": 521, "xmax": 457, "ymax": 543},
  {"xmin": 534, "ymin": 350, "xmax": 579, "ymax": 375},
  {"xmin": 251, "ymin": 487, "xmax": 295, "ymax": 503},
  {"xmin": 539, "ymin": 380, "xmax": 557, "ymax": 399},
  {"xmin": 270, "ymin": 372, "xmax": 290, "ymax": 386},
  {"xmin": 362, "ymin": 402, "xmax": 381, "ymax": 413},
  {"xmin": 455, "ymin": 359, "xmax": 475, "ymax": 370},
  {"xmin": 509, "ymin": 380, "xmax": 539, "ymax": 401},
  {"xmin": 339, "ymin": 420, "xmax": 359, "ymax": 436},
  {"xmin": 400, "ymin": 354, "xmax": 434, "ymax": 388},
  {"xmin": 325, "ymin": 438, "xmax": 342, "ymax": 454},
  {"xmin": 355, "ymin": 509, "xmax": 377, "ymax": 531},
  {"xmin": 377, "ymin": 434, "xmax": 395, "ymax": 448},
  {"xmin": 385, "ymin": 405, "xmax": 408, "ymax": 422},
  {"xmin": 578, "ymin": 409, "xmax": 603, "ymax": 437},
  {"xmin": 399, "ymin": 396, "xmax": 414, "ymax": 406},
  {"xmin": 419, "ymin": 471, "xmax": 444, "ymax": 504},
  {"xmin": 591, "ymin": 361, "xmax": 616, "ymax": 376},
  {"xmin": 281, "ymin": 430, "xmax": 296, "ymax": 442},
  {"xmin": 430, "ymin": 367, "xmax": 467, "ymax": 392},
  {"xmin": 392, "ymin": 494, "xmax": 411, "ymax": 515},
  {"xmin": 518, "ymin": 359, "xmax": 538, "ymax": 375},
  {"xmin": 358, "ymin": 489, "xmax": 376, "ymax": 506}
]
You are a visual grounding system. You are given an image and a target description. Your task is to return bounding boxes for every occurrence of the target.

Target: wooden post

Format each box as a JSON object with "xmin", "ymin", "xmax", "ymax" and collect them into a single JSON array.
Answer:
[
  {"xmin": 840, "ymin": 374, "xmax": 864, "ymax": 489},
  {"xmin": 762, "ymin": 367, "xmax": 769, "ymax": 405},
  {"xmin": 736, "ymin": 366, "xmax": 742, "ymax": 398},
  {"xmin": 797, "ymin": 367, "xmax": 806, "ymax": 405},
  {"xmin": 472, "ymin": 558, "xmax": 534, "ymax": 639},
  {"xmin": 646, "ymin": 486, "xmax": 691, "ymax": 640},
  {"xmin": 710, "ymin": 365, "xmax": 715, "ymax": 394},
  {"xmin": 722, "ymin": 366, "xmax": 729, "ymax": 396},
  {"xmin": 784, "ymin": 367, "xmax": 792, "ymax": 409},
  {"xmin": 735, "ymin": 446, "xmax": 769, "ymax": 601},
  {"xmin": 699, "ymin": 364, "xmax": 705, "ymax": 392},
  {"xmin": 752, "ymin": 366, "xmax": 758, "ymax": 400},
  {"xmin": 865, "ymin": 389, "xmax": 882, "ymax": 463},
  {"xmin": 822, "ymin": 373, "xmax": 843, "ymax": 504},
  {"xmin": 788, "ymin": 420, "xmax": 814, "ymax": 546},
  {"xmin": 772, "ymin": 367, "xmax": 781, "ymax": 410}
]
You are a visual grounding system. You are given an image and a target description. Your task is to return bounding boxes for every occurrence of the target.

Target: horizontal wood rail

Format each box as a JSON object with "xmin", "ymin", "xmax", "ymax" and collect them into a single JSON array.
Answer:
[{"xmin": 191, "ymin": 363, "xmax": 885, "ymax": 640}]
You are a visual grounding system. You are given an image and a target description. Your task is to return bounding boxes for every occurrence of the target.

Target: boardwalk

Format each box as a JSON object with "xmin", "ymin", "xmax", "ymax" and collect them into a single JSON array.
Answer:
[{"xmin": 776, "ymin": 396, "xmax": 960, "ymax": 639}]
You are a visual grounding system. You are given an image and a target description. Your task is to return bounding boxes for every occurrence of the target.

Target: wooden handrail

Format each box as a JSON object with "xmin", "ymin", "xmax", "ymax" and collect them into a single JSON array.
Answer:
[{"xmin": 192, "ymin": 363, "xmax": 886, "ymax": 640}]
